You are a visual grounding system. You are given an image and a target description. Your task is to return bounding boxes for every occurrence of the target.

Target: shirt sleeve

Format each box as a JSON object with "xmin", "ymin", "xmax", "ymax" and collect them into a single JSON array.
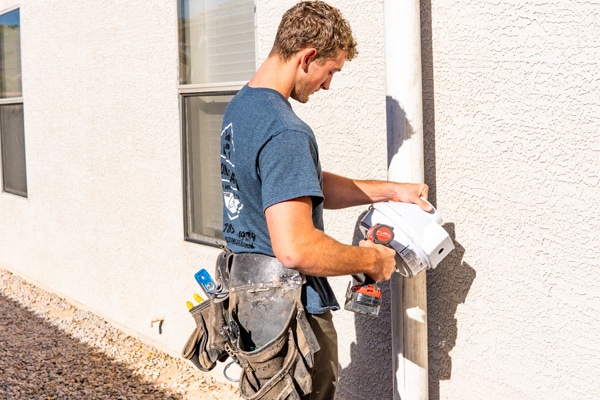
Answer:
[{"xmin": 258, "ymin": 129, "xmax": 324, "ymax": 211}]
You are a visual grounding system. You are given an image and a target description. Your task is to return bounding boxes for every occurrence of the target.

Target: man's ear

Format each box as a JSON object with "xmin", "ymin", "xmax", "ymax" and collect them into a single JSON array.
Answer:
[{"xmin": 300, "ymin": 48, "xmax": 318, "ymax": 71}]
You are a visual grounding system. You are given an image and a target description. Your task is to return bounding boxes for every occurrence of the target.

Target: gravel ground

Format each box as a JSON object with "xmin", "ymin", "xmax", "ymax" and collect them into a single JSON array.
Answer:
[{"xmin": 0, "ymin": 268, "xmax": 241, "ymax": 399}]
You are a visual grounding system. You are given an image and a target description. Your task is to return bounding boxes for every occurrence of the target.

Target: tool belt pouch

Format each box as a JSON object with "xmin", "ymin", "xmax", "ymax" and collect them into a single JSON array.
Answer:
[
  {"xmin": 182, "ymin": 250, "xmax": 233, "ymax": 371},
  {"xmin": 181, "ymin": 300, "xmax": 216, "ymax": 371},
  {"xmin": 229, "ymin": 254, "xmax": 320, "ymax": 400}
]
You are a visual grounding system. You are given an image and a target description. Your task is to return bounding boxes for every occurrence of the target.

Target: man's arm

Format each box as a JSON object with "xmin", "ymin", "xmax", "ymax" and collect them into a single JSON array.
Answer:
[
  {"xmin": 322, "ymin": 171, "xmax": 432, "ymax": 211},
  {"xmin": 264, "ymin": 196, "xmax": 397, "ymax": 281}
]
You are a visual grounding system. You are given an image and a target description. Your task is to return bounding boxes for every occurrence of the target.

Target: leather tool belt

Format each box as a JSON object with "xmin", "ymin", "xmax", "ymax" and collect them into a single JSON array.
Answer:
[{"xmin": 182, "ymin": 249, "xmax": 320, "ymax": 400}]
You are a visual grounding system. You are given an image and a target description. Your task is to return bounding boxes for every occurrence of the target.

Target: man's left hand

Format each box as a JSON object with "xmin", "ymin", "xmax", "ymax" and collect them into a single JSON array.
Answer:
[{"xmin": 389, "ymin": 183, "xmax": 432, "ymax": 212}]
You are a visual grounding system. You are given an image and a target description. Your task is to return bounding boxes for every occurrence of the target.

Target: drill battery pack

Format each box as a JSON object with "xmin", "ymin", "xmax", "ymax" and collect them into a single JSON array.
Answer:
[{"xmin": 344, "ymin": 280, "xmax": 382, "ymax": 316}]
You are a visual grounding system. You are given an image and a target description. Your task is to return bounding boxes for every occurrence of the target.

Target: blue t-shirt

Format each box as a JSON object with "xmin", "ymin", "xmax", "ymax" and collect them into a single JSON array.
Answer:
[{"xmin": 220, "ymin": 85, "xmax": 339, "ymax": 314}]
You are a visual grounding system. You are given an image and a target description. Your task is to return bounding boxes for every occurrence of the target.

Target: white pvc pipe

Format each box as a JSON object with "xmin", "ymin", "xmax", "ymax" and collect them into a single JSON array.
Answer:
[{"xmin": 383, "ymin": 0, "xmax": 428, "ymax": 399}]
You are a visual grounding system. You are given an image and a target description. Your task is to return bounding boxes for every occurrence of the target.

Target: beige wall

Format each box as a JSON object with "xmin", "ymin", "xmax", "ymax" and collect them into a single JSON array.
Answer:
[
  {"xmin": 0, "ymin": 0, "xmax": 218, "ymax": 355},
  {"xmin": 423, "ymin": 0, "xmax": 599, "ymax": 399},
  {"xmin": 0, "ymin": 1, "xmax": 597, "ymax": 399},
  {"xmin": 0, "ymin": 0, "xmax": 391, "ymax": 393}
]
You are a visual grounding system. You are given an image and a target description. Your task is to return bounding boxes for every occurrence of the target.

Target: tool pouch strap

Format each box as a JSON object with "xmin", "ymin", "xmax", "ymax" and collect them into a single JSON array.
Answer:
[{"xmin": 228, "ymin": 253, "xmax": 320, "ymax": 399}]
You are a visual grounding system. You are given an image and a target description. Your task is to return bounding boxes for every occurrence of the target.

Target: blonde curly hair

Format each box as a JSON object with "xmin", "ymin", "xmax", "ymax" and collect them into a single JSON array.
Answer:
[{"xmin": 270, "ymin": 1, "xmax": 358, "ymax": 62}]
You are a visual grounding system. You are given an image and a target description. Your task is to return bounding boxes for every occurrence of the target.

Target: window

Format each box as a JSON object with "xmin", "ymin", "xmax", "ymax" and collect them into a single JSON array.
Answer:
[
  {"xmin": 0, "ymin": 7, "xmax": 26, "ymax": 197},
  {"xmin": 178, "ymin": 0, "xmax": 255, "ymax": 245}
]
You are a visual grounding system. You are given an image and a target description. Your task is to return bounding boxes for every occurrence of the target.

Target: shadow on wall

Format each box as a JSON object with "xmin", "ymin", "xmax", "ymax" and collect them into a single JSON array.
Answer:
[
  {"xmin": 386, "ymin": 96, "xmax": 409, "ymax": 167},
  {"xmin": 427, "ymin": 225, "xmax": 475, "ymax": 400},
  {"xmin": 418, "ymin": 0, "xmax": 477, "ymax": 397},
  {"xmin": 338, "ymin": 0, "xmax": 477, "ymax": 396},
  {"xmin": 337, "ymin": 217, "xmax": 475, "ymax": 400},
  {"xmin": 336, "ymin": 210, "xmax": 395, "ymax": 399}
]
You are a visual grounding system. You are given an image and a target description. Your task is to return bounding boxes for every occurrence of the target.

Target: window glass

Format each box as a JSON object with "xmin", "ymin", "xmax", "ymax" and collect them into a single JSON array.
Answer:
[
  {"xmin": 179, "ymin": 0, "xmax": 255, "ymax": 84},
  {"xmin": 0, "ymin": 8, "xmax": 22, "ymax": 98},
  {"xmin": 0, "ymin": 8, "xmax": 26, "ymax": 197},
  {"xmin": 178, "ymin": 0, "xmax": 255, "ymax": 244},
  {"xmin": 182, "ymin": 93, "xmax": 234, "ymax": 241},
  {"xmin": 0, "ymin": 104, "xmax": 27, "ymax": 196}
]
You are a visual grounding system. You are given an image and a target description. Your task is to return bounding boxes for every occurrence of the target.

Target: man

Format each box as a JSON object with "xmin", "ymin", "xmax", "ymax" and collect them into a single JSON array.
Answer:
[{"xmin": 220, "ymin": 1, "xmax": 431, "ymax": 398}]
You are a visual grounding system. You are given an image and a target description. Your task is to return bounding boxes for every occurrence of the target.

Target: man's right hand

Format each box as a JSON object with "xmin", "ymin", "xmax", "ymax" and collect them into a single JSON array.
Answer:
[{"xmin": 358, "ymin": 239, "xmax": 397, "ymax": 282}]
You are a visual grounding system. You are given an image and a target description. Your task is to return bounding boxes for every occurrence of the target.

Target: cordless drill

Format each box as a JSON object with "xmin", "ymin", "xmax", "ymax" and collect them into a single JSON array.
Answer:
[{"xmin": 344, "ymin": 223, "xmax": 395, "ymax": 316}]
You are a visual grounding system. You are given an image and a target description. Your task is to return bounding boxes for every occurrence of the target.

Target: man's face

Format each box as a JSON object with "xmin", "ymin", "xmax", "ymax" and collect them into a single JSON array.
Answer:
[{"xmin": 291, "ymin": 50, "xmax": 347, "ymax": 103}]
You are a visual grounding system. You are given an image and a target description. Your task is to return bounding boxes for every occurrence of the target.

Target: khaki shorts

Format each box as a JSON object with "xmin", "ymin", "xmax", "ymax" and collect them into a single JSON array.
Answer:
[{"xmin": 303, "ymin": 311, "xmax": 339, "ymax": 400}]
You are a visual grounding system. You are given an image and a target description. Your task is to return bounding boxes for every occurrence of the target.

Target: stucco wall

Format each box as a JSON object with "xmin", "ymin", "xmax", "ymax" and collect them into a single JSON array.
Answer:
[
  {"xmin": 0, "ymin": 0, "xmax": 392, "ymax": 395},
  {"xmin": 1, "ymin": 1, "xmax": 598, "ymax": 399},
  {"xmin": 0, "ymin": 0, "xmax": 221, "ymax": 354},
  {"xmin": 423, "ymin": 1, "xmax": 600, "ymax": 399}
]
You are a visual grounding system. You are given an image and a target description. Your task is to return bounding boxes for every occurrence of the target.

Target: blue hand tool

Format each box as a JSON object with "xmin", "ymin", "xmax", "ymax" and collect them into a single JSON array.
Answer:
[{"xmin": 194, "ymin": 268, "xmax": 217, "ymax": 297}]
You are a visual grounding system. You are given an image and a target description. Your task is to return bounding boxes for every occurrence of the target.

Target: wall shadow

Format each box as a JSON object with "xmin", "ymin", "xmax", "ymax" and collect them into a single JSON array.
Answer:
[
  {"xmin": 337, "ymin": 222, "xmax": 474, "ymax": 400},
  {"xmin": 0, "ymin": 293, "xmax": 182, "ymax": 399},
  {"xmin": 386, "ymin": 96, "xmax": 409, "ymax": 167},
  {"xmin": 420, "ymin": 0, "xmax": 437, "ymax": 203},
  {"xmin": 336, "ymin": 210, "xmax": 394, "ymax": 400},
  {"xmin": 338, "ymin": 1, "xmax": 477, "ymax": 398},
  {"xmin": 427, "ymin": 224, "xmax": 475, "ymax": 400},
  {"xmin": 420, "ymin": 0, "xmax": 477, "ymax": 398}
]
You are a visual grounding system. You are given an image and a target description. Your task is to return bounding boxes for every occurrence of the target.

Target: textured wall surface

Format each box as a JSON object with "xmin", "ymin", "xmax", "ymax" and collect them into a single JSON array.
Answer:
[
  {"xmin": 0, "ymin": 0, "xmax": 392, "ymax": 396},
  {"xmin": 1, "ymin": 0, "xmax": 598, "ymax": 399},
  {"xmin": 423, "ymin": 0, "xmax": 600, "ymax": 399},
  {"xmin": 0, "ymin": 0, "xmax": 221, "ymax": 355}
]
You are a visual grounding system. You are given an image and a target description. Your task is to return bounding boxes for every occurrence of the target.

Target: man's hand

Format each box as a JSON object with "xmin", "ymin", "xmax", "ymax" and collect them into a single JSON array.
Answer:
[
  {"xmin": 388, "ymin": 182, "xmax": 432, "ymax": 212},
  {"xmin": 358, "ymin": 239, "xmax": 397, "ymax": 282}
]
